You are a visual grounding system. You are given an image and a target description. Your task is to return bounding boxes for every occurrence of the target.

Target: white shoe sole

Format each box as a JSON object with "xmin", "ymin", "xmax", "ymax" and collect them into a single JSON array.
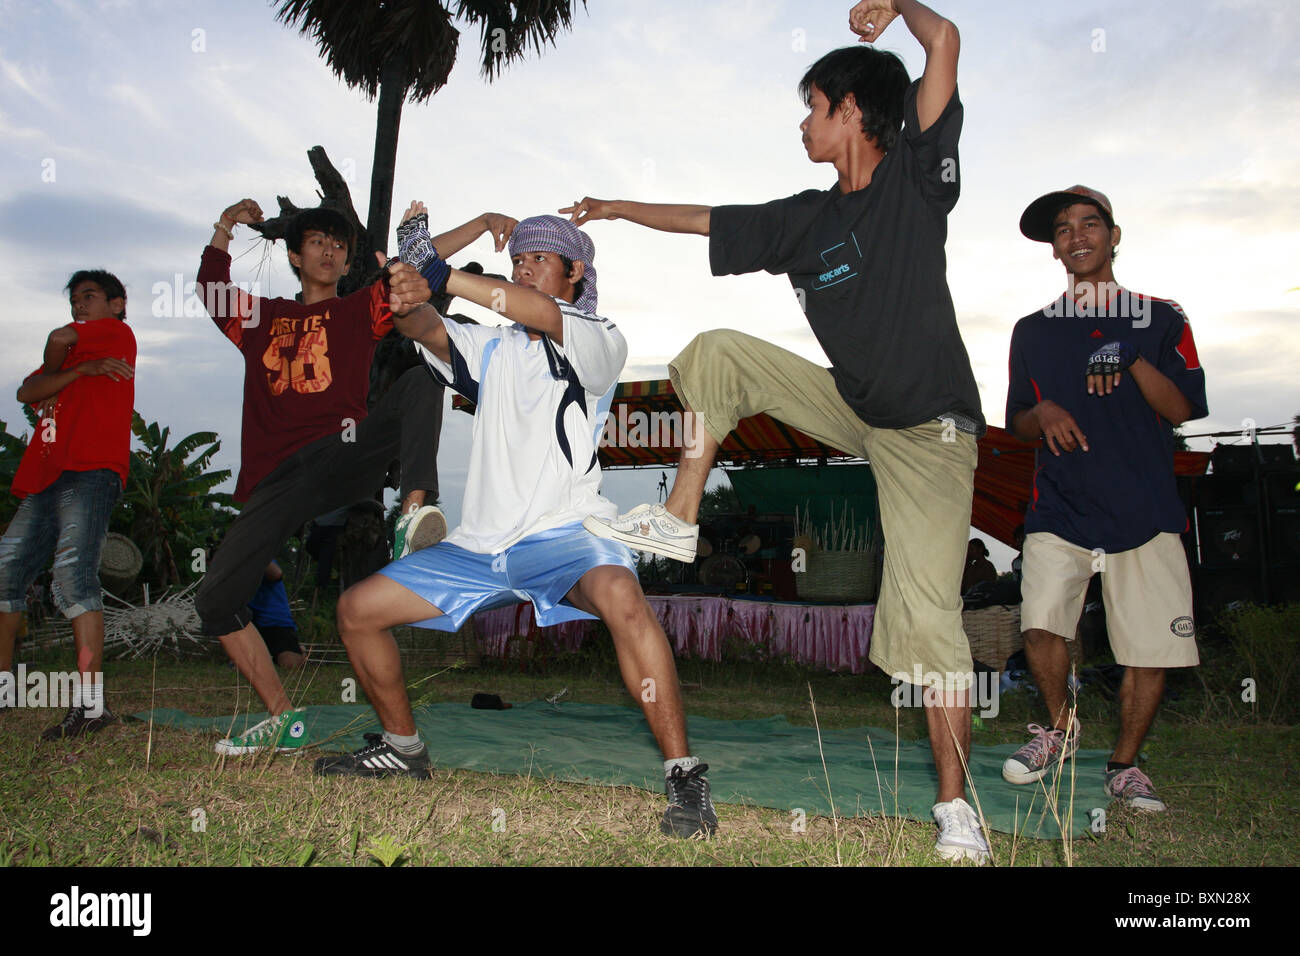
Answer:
[
  {"xmin": 407, "ymin": 509, "xmax": 447, "ymax": 554},
  {"xmin": 582, "ymin": 515, "xmax": 696, "ymax": 563},
  {"xmin": 935, "ymin": 841, "xmax": 989, "ymax": 864},
  {"xmin": 1108, "ymin": 792, "xmax": 1167, "ymax": 812},
  {"xmin": 214, "ymin": 741, "xmax": 304, "ymax": 756},
  {"xmin": 1001, "ymin": 733, "xmax": 1080, "ymax": 785},
  {"xmin": 1002, "ymin": 759, "xmax": 1059, "ymax": 785}
]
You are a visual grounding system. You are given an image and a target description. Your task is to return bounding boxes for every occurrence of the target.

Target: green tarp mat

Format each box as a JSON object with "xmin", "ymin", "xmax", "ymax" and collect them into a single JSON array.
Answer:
[{"xmin": 141, "ymin": 701, "xmax": 1108, "ymax": 838}]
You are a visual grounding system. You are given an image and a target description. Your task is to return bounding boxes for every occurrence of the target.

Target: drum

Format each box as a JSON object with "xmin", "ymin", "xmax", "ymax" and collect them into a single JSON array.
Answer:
[{"xmin": 698, "ymin": 554, "xmax": 746, "ymax": 590}]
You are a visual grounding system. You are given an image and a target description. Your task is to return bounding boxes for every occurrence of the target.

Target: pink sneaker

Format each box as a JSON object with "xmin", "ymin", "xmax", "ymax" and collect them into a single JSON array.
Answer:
[{"xmin": 1001, "ymin": 721, "xmax": 1081, "ymax": 784}]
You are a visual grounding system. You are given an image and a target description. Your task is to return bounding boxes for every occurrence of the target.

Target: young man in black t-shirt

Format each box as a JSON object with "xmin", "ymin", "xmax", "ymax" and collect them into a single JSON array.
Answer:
[{"xmin": 566, "ymin": 0, "xmax": 989, "ymax": 863}]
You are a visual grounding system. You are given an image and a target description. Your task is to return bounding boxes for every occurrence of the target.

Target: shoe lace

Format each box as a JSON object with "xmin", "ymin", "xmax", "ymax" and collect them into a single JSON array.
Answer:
[
  {"xmin": 353, "ymin": 732, "xmax": 388, "ymax": 757},
  {"xmin": 666, "ymin": 763, "xmax": 710, "ymax": 806},
  {"xmin": 57, "ymin": 706, "xmax": 86, "ymax": 731},
  {"xmin": 1111, "ymin": 767, "xmax": 1154, "ymax": 797},
  {"xmin": 1018, "ymin": 723, "xmax": 1065, "ymax": 761},
  {"xmin": 934, "ymin": 799, "xmax": 977, "ymax": 834},
  {"xmin": 241, "ymin": 712, "xmax": 285, "ymax": 743}
]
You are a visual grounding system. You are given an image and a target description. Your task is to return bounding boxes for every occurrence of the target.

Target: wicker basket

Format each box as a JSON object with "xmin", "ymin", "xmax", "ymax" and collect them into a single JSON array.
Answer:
[
  {"xmin": 795, "ymin": 550, "xmax": 877, "ymax": 603},
  {"xmin": 962, "ymin": 604, "xmax": 1085, "ymax": 671},
  {"xmin": 99, "ymin": 533, "xmax": 143, "ymax": 595},
  {"xmin": 963, "ymin": 605, "xmax": 1024, "ymax": 670}
]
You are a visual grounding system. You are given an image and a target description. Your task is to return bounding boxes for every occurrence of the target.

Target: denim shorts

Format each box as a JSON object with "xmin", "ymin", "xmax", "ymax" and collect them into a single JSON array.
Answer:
[{"xmin": 0, "ymin": 468, "xmax": 121, "ymax": 618}]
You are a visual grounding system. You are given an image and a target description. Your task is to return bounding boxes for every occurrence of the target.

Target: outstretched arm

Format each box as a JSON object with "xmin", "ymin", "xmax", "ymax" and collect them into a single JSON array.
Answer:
[
  {"xmin": 447, "ymin": 270, "xmax": 567, "ymax": 340},
  {"xmin": 849, "ymin": 0, "xmax": 959, "ymax": 133},
  {"xmin": 560, "ymin": 198, "xmax": 711, "ymax": 236},
  {"xmin": 379, "ymin": 251, "xmax": 490, "ymax": 364},
  {"xmin": 391, "ymin": 213, "xmax": 570, "ymax": 351},
  {"xmin": 391, "ymin": 302, "xmax": 450, "ymax": 363},
  {"xmin": 389, "ymin": 266, "xmax": 570, "ymax": 361},
  {"xmin": 400, "ymin": 201, "xmax": 519, "ymax": 258},
  {"xmin": 389, "ymin": 270, "xmax": 569, "ymax": 361}
]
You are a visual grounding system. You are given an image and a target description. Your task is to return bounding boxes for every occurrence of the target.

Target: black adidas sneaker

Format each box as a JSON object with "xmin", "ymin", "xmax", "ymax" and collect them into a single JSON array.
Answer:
[{"xmin": 313, "ymin": 733, "xmax": 432, "ymax": 779}]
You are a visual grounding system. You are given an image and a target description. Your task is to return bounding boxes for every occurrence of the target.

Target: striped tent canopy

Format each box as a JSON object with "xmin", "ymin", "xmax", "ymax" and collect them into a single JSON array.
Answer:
[
  {"xmin": 454, "ymin": 379, "xmax": 1212, "ymax": 548},
  {"xmin": 599, "ymin": 379, "xmax": 847, "ymax": 468}
]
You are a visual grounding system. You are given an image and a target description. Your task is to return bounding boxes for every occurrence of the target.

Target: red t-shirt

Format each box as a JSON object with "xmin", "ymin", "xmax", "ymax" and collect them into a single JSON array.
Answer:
[
  {"xmin": 11, "ymin": 318, "xmax": 136, "ymax": 498},
  {"xmin": 196, "ymin": 246, "xmax": 393, "ymax": 501}
]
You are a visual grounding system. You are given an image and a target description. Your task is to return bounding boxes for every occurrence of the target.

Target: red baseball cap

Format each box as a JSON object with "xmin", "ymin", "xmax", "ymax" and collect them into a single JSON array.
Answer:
[{"xmin": 1020, "ymin": 185, "xmax": 1115, "ymax": 242}]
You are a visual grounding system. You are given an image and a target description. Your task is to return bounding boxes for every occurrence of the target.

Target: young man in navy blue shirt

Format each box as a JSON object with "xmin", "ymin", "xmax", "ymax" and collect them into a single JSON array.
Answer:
[{"xmin": 1003, "ymin": 186, "xmax": 1208, "ymax": 812}]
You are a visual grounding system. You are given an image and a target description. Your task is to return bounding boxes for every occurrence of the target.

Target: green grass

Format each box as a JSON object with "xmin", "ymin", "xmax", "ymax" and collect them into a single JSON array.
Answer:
[{"xmin": 1, "ymin": 634, "xmax": 1297, "ymax": 867}]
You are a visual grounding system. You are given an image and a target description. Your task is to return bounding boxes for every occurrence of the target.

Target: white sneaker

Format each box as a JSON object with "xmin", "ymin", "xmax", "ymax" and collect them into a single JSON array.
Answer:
[
  {"xmin": 932, "ymin": 797, "xmax": 990, "ymax": 864},
  {"xmin": 583, "ymin": 503, "xmax": 699, "ymax": 563},
  {"xmin": 394, "ymin": 505, "xmax": 447, "ymax": 559}
]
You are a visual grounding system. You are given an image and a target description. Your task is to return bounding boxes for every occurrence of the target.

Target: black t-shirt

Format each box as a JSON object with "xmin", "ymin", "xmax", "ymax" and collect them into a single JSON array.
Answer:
[{"xmin": 709, "ymin": 81, "xmax": 984, "ymax": 435}]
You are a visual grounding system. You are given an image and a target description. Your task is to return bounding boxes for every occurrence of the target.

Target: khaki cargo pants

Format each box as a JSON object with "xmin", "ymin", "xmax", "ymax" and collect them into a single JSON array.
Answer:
[{"xmin": 671, "ymin": 329, "xmax": 976, "ymax": 690}]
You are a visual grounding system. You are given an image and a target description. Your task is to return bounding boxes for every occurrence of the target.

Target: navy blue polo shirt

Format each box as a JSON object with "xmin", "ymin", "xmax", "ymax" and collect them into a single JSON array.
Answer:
[{"xmin": 1005, "ymin": 290, "xmax": 1208, "ymax": 554}]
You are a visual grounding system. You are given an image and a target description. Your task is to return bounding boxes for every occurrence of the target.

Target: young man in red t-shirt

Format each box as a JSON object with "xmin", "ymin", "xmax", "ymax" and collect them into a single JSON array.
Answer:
[
  {"xmin": 0, "ymin": 271, "xmax": 136, "ymax": 739},
  {"xmin": 195, "ymin": 200, "xmax": 506, "ymax": 754}
]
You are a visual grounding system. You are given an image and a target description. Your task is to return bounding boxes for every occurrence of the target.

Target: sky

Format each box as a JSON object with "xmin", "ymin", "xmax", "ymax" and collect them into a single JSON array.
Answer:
[{"xmin": 2, "ymin": 0, "xmax": 1298, "ymax": 571}]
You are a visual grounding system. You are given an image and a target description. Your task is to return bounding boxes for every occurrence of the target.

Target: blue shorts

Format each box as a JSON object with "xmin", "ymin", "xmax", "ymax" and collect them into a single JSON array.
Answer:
[{"xmin": 377, "ymin": 523, "xmax": 637, "ymax": 631}]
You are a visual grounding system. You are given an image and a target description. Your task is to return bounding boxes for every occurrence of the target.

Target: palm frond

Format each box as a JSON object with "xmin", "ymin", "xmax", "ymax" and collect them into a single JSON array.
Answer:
[
  {"xmin": 275, "ymin": 0, "xmax": 460, "ymax": 103},
  {"xmin": 455, "ymin": 0, "xmax": 586, "ymax": 79}
]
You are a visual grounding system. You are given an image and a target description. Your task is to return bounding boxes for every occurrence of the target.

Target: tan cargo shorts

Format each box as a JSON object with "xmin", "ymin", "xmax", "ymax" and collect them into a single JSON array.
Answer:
[{"xmin": 1021, "ymin": 531, "xmax": 1199, "ymax": 668}]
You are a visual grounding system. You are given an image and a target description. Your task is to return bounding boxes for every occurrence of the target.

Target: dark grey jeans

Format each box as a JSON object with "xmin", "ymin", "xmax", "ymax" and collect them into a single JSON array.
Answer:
[{"xmin": 196, "ymin": 366, "xmax": 444, "ymax": 636}]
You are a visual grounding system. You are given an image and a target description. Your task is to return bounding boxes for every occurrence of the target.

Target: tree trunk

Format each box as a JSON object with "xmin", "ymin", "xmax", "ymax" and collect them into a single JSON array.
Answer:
[
  {"xmin": 250, "ymin": 146, "xmax": 370, "ymax": 296},
  {"xmin": 366, "ymin": 54, "xmax": 408, "ymax": 258}
]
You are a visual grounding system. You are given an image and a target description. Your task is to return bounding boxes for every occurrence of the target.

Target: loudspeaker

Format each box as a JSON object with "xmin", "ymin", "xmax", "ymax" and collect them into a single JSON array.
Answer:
[
  {"xmin": 1193, "ymin": 566, "xmax": 1267, "ymax": 609},
  {"xmin": 1261, "ymin": 445, "xmax": 1298, "ymax": 470},
  {"xmin": 1194, "ymin": 475, "xmax": 1259, "ymax": 510},
  {"xmin": 1175, "ymin": 476, "xmax": 1197, "ymax": 565},
  {"xmin": 1197, "ymin": 507, "xmax": 1260, "ymax": 567},
  {"xmin": 1210, "ymin": 443, "xmax": 1296, "ymax": 474},
  {"xmin": 1211, "ymin": 445, "xmax": 1257, "ymax": 474},
  {"xmin": 1269, "ymin": 565, "xmax": 1300, "ymax": 605},
  {"xmin": 1182, "ymin": 463, "xmax": 1300, "ymax": 607}
]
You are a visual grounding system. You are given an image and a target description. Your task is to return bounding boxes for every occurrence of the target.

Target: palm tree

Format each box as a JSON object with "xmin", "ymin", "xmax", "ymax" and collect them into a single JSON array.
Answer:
[
  {"xmin": 114, "ymin": 413, "xmax": 235, "ymax": 590},
  {"xmin": 275, "ymin": 0, "xmax": 587, "ymax": 257},
  {"xmin": 699, "ymin": 482, "xmax": 742, "ymax": 517}
]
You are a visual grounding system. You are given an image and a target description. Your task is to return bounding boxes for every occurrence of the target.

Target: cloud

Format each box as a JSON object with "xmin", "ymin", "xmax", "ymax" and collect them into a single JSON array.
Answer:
[
  {"xmin": 4, "ymin": 0, "xmax": 1299, "ymax": 545},
  {"xmin": 0, "ymin": 191, "xmax": 199, "ymax": 252},
  {"xmin": 0, "ymin": 55, "xmax": 55, "ymax": 111},
  {"xmin": 105, "ymin": 83, "xmax": 166, "ymax": 130},
  {"xmin": 1147, "ymin": 185, "xmax": 1300, "ymax": 230}
]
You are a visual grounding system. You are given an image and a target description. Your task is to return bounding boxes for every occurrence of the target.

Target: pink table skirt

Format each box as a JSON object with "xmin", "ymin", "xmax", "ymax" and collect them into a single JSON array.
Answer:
[{"xmin": 472, "ymin": 597, "xmax": 875, "ymax": 673}]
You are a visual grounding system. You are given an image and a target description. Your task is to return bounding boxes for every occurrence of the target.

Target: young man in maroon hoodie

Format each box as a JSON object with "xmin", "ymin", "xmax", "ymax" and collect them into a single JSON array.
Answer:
[{"xmin": 194, "ymin": 200, "xmax": 510, "ymax": 754}]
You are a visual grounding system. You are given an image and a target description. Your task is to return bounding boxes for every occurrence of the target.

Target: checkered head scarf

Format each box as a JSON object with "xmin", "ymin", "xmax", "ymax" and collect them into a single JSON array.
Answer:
[{"xmin": 508, "ymin": 215, "xmax": 598, "ymax": 313}]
